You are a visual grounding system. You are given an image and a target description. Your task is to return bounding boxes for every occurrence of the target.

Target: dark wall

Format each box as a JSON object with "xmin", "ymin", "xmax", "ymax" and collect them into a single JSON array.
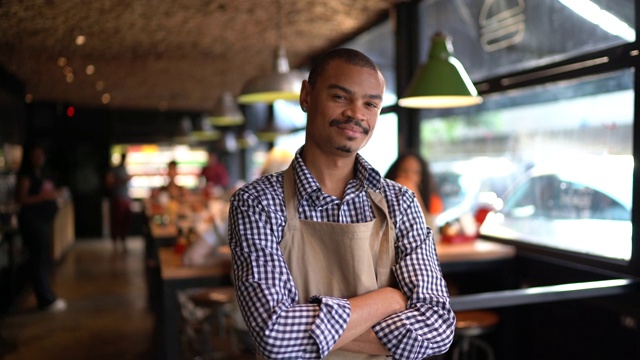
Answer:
[
  {"xmin": 485, "ymin": 255, "xmax": 639, "ymax": 360},
  {"xmin": 24, "ymin": 103, "xmax": 110, "ymax": 238},
  {"xmin": 0, "ymin": 66, "xmax": 25, "ymax": 145}
]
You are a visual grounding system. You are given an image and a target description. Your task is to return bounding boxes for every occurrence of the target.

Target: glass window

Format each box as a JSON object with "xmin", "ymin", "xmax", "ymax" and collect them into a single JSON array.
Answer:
[
  {"xmin": 421, "ymin": 69, "xmax": 634, "ymax": 261},
  {"xmin": 418, "ymin": 0, "xmax": 636, "ymax": 81}
]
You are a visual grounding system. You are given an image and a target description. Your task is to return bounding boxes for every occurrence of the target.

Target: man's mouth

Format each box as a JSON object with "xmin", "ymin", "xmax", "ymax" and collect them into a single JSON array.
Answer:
[{"xmin": 330, "ymin": 118, "xmax": 370, "ymax": 135}]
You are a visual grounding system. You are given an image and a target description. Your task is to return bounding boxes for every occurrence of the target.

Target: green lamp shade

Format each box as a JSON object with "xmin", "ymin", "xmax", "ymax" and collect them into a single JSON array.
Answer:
[
  {"xmin": 238, "ymin": 45, "xmax": 308, "ymax": 104},
  {"xmin": 399, "ymin": 33, "xmax": 482, "ymax": 109},
  {"xmin": 208, "ymin": 91, "xmax": 244, "ymax": 126}
]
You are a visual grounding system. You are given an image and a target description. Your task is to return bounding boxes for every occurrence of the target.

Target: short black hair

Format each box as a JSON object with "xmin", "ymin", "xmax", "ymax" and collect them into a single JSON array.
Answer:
[{"xmin": 307, "ymin": 48, "xmax": 381, "ymax": 88}]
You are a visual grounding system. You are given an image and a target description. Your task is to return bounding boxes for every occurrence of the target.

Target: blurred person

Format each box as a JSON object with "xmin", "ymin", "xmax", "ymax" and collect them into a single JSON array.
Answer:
[
  {"xmin": 200, "ymin": 151, "xmax": 230, "ymax": 190},
  {"xmin": 105, "ymin": 152, "xmax": 132, "ymax": 252},
  {"xmin": 229, "ymin": 48, "xmax": 454, "ymax": 359},
  {"xmin": 385, "ymin": 152, "xmax": 443, "ymax": 242},
  {"xmin": 15, "ymin": 142, "xmax": 66, "ymax": 312},
  {"xmin": 385, "ymin": 152, "xmax": 443, "ymax": 215},
  {"xmin": 160, "ymin": 160, "xmax": 187, "ymax": 200}
]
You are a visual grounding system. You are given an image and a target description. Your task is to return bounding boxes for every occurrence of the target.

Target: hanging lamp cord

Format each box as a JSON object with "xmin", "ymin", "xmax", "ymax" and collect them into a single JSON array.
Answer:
[{"xmin": 276, "ymin": 0, "xmax": 283, "ymax": 47}]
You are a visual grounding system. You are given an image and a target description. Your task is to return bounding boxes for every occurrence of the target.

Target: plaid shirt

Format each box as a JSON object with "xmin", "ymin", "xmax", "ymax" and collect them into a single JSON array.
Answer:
[{"xmin": 229, "ymin": 149, "xmax": 455, "ymax": 359}]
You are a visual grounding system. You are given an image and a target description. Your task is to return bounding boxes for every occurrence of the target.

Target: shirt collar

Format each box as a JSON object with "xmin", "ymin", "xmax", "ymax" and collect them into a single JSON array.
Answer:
[{"xmin": 291, "ymin": 146, "xmax": 383, "ymax": 202}]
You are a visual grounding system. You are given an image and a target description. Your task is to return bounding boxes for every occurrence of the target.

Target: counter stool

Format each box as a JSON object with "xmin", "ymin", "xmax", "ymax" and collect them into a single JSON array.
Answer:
[
  {"xmin": 176, "ymin": 286, "xmax": 237, "ymax": 360},
  {"xmin": 452, "ymin": 310, "xmax": 499, "ymax": 360},
  {"xmin": 189, "ymin": 287, "xmax": 236, "ymax": 335},
  {"xmin": 188, "ymin": 286, "xmax": 239, "ymax": 355}
]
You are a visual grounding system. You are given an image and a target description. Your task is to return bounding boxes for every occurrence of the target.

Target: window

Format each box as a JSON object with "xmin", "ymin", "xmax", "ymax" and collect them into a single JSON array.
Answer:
[
  {"xmin": 423, "ymin": 68, "xmax": 634, "ymax": 262},
  {"xmin": 414, "ymin": 1, "xmax": 637, "ymax": 270}
]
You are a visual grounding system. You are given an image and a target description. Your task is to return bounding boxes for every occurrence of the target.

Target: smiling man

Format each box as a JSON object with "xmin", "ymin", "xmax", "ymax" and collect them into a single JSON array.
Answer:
[{"xmin": 229, "ymin": 48, "xmax": 455, "ymax": 359}]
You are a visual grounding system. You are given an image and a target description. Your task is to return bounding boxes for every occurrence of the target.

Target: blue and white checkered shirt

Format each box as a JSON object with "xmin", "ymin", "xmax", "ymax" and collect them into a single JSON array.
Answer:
[{"xmin": 229, "ymin": 148, "xmax": 455, "ymax": 359}]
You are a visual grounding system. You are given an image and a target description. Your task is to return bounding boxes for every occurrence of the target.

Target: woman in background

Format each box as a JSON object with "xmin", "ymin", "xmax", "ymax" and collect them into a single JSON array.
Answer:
[
  {"xmin": 15, "ymin": 143, "xmax": 66, "ymax": 312},
  {"xmin": 385, "ymin": 152, "xmax": 443, "ymax": 239}
]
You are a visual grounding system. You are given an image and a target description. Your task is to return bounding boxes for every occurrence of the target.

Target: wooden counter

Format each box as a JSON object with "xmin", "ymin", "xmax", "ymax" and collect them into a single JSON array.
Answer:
[
  {"xmin": 436, "ymin": 239, "xmax": 516, "ymax": 263},
  {"xmin": 436, "ymin": 239, "xmax": 516, "ymax": 274},
  {"xmin": 158, "ymin": 246, "xmax": 231, "ymax": 280}
]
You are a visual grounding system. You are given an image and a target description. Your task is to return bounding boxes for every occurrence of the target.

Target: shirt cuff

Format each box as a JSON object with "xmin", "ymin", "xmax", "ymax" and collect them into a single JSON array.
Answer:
[
  {"xmin": 372, "ymin": 311, "xmax": 429, "ymax": 360},
  {"xmin": 308, "ymin": 295, "xmax": 351, "ymax": 358}
]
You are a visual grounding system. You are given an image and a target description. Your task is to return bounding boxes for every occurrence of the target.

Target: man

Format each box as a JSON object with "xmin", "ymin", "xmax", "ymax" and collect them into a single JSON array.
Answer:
[{"xmin": 229, "ymin": 48, "xmax": 455, "ymax": 359}]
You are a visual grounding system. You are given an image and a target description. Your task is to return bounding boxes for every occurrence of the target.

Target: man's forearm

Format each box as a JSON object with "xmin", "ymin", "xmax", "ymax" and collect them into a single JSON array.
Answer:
[
  {"xmin": 331, "ymin": 287, "xmax": 406, "ymax": 352},
  {"xmin": 337, "ymin": 328, "xmax": 389, "ymax": 354}
]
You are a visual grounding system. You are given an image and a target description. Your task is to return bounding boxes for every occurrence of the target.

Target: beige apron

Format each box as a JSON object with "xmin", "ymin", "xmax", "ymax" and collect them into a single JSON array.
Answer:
[{"xmin": 276, "ymin": 166, "xmax": 396, "ymax": 359}]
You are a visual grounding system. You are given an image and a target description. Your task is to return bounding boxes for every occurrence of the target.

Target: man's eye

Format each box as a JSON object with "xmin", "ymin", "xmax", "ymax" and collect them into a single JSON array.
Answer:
[{"xmin": 366, "ymin": 102, "xmax": 379, "ymax": 109}]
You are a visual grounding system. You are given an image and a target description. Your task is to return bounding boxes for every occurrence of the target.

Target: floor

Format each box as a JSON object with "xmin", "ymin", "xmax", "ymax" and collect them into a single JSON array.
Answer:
[{"xmin": 0, "ymin": 236, "xmax": 253, "ymax": 360}]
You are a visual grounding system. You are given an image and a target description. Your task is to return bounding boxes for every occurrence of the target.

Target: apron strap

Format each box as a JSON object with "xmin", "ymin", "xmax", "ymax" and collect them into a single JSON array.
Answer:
[
  {"xmin": 283, "ymin": 165, "xmax": 299, "ymax": 226},
  {"xmin": 367, "ymin": 189, "xmax": 396, "ymax": 288}
]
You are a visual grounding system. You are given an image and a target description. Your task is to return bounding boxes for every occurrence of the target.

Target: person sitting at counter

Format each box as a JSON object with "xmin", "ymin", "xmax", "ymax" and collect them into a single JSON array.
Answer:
[
  {"xmin": 159, "ymin": 160, "xmax": 188, "ymax": 200},
  {"xmin": 228, "ymin": 48, "xmax": 455, "ymax": 359}
]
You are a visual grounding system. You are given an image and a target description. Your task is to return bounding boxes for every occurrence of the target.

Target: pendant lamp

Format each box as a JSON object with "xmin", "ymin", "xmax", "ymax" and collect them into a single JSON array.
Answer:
[
  {"xmin": 237, "ymin": 129, "xmax": 259, "ymax": 149},
  {"xmin": 238, "ymin": 45, "xmax": 307, "ymax": 104},
  {"xmin": 192, "ymin": 115, "xmax": 221, "ymax": 141},
  {"xmin": 237, "ymin": 0, "xmax": 307, "ymax": 104},
  {"xmin": 174, "ymin": 116, "xmax": 194, "ymax": 144},
  {"xmin": 398, "ymin": 32, "xmax": 482, "ymax": 109},
  {"xmin": 208, "ymin": 91, "xmax": 244, "ymax": 126}
]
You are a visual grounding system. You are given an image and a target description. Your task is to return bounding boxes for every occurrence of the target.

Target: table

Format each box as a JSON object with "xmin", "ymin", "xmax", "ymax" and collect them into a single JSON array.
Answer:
[
  {"xmin": 158, "ymin": 247, "xmax": 232, "ymax": 360},
  {"xmin": 436, "ymin": 239, "xmax": 516, "ymax": 265},
  {"xmin": 436, "ymin": 239, "xmax": 517, "ymax": 308},
  {"xmin": 147, "ymin": 221, "xmax": 179, "ymax": 246}
]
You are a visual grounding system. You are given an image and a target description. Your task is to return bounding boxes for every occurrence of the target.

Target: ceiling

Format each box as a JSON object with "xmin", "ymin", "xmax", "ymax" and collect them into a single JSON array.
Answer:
[{"xmin": 0, "ymin": 0, "xmax": 398, "ymax": 113}]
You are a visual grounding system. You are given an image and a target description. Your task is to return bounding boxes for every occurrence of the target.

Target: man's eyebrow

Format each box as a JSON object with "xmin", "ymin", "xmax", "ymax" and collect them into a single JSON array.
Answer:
[{"xmin": 328, "ymin": 83, "xmax": 383, "ymax": 101}]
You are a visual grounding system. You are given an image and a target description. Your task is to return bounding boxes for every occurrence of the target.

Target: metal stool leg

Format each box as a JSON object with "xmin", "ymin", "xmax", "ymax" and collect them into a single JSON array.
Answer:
[{"xmin": 452, "ymin": 335, "xmax": 495, "ymax": 360}]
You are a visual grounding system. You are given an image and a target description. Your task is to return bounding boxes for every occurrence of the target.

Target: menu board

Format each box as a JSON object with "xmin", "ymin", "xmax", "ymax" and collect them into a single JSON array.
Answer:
[{"xmin": 111, "ymin": 144, "xmax": 208, "ymax": 199}]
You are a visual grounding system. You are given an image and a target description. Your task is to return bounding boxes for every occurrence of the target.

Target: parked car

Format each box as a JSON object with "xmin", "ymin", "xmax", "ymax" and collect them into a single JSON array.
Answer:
[
  {"xmin": 479, "ymin": 154, "xmax": 633, "ymax": 260},
  {"xmin": 431, "ymin": 156, "xmax": 522, "ymax": 226}
]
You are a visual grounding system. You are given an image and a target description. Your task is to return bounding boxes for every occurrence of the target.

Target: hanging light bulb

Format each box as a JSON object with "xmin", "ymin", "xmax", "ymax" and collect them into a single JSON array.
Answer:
[
  {"xmin": 209, "ymin": 91, "xmax": 245, "ymax": 126},
  {"xmin": 398, "ymin": 32, "xmax": 483, "ymax": 109},
  {"xmin": 192, "ymin": 115, "xmax": 221, "ymax": 141},
  {"xmin": 237, "ymin": 0, "xmax": 307, "ymax": 104},
  {"xmin": 174, "ymin": 116, "xmax": 194, "ymax": 144},
  {"xmin": 237, "ymin": 129, "xmax": 259, "ymax": 149}
]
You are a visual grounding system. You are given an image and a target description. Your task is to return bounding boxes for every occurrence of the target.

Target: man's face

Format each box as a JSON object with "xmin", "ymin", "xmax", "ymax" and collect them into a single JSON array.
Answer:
[{"xmin": 300, "ymin": 60, "xmax": 385, "ymax": 156}]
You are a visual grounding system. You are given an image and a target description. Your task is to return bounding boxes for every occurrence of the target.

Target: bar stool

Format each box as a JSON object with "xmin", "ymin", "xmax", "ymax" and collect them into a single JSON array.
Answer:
[
  {"xmin": 452, "ymin": 310, "xmax": 499, "ymax": 360},
  {"xmin": 176, "ymin": 286, "xmax": 237, "ymax": 360},
  {"xmin": 189, "ymin": 286, "xmax": 236, "ymax": 338}
]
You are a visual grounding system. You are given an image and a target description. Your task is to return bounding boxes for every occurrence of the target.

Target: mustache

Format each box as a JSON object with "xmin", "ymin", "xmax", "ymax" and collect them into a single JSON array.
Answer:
[{"xmin": 329, "ymin": 118, "xmax": 370, "ymax": 135}]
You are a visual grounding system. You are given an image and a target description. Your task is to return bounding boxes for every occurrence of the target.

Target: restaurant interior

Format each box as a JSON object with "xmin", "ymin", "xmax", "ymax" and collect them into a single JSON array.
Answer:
[{"xmin": 1, "ymin": 0, "xmax": 639, "ymax": 359}]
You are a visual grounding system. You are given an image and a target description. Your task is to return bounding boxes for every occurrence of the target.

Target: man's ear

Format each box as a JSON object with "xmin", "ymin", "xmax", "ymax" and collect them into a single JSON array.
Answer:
[{"xmin": 299, "ymin": 80, "xmax": 310, "ymax": 111}]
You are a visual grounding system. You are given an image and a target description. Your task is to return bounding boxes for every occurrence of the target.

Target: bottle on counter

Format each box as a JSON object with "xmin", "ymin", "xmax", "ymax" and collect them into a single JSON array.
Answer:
[{"xmin": 174, "ymin": 228, "xmax": 188, "ymax": 255}]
